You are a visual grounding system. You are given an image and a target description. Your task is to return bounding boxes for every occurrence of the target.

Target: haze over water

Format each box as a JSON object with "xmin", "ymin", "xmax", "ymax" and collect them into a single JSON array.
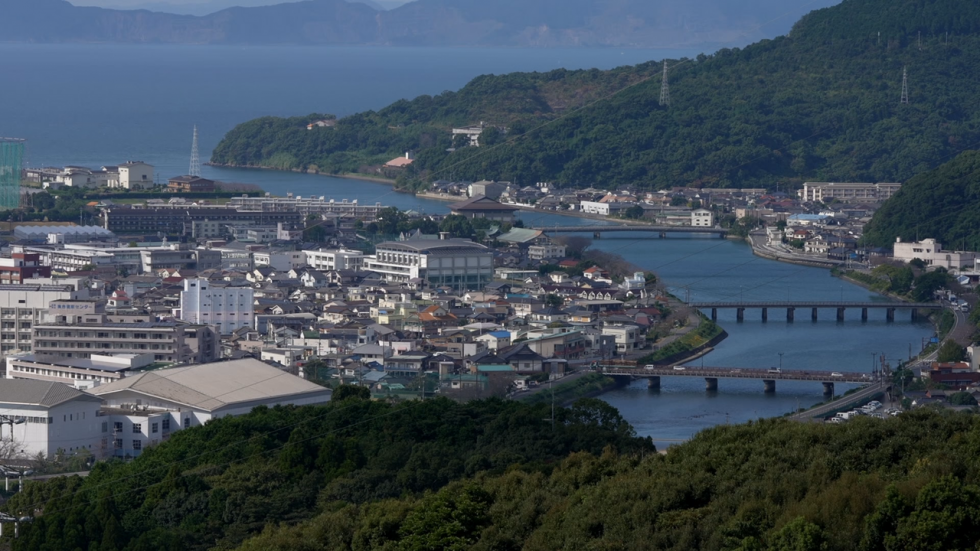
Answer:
[{"xmin": 2, "ymin": 44, "xmax": 933, "ymax": 447}]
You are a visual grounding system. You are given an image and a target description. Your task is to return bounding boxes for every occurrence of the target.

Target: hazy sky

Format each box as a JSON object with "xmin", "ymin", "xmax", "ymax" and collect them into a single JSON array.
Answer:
[{"xmin": 70, "ymin": 0, "xmax": 411, "ymax": 13}]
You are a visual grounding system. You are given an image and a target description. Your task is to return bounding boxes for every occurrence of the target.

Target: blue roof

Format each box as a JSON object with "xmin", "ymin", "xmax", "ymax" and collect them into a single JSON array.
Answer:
[
  {"xmin": 477, "ymin": 365, "xmax": 514, "ymax": 372},
  {"xmin": 788, "ymin": 214, "xmax": 829, "ymax": 221},
  {"xmin": 489, "ymin": 331, "xmax": 511, "ymax": 338}
]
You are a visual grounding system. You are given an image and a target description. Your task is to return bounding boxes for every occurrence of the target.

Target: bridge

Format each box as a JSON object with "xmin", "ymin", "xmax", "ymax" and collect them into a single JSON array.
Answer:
[
  {"xmin": 600, "ymin": 365, "xmax": 878, "ymax": 394},
  {"xmin": 532, "ymin": 225, "xmax": 728, "ymax": 238},
  {"xmin": 687, "ymin": 301, "xmax": 942, "ymax": 322}
]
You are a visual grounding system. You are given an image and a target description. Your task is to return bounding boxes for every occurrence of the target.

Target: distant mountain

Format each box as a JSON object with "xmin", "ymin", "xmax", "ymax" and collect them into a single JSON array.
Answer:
[{"xmin": 0, "ymin": 0, "xmax": 841, "ymax": 47}]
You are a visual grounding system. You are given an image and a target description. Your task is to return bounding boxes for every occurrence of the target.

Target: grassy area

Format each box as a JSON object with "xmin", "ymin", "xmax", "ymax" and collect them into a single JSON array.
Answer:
[
  {"xmin": 518, "ymin": 373, "xmax": 619, "ymax": 406},
  {"xmin": 638, "ymin": 320, "xmax": 724, "ymax": 365}
]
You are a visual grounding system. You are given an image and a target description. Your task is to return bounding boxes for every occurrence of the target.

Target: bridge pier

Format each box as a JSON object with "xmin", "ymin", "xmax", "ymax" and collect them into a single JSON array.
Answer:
[
  {"xmin": 861, "ymin": 308, "xmax": 868, "ymax": 322},
  {"xmin": 812, "ymin": 308, "xmax": 818, "ymax": 321},
  {"xmin": 705, "ymin": 377, "xmax": 718, "ymax": 391},
  {"xmin": 736, "ymin": 308, "xmax": 745, "ymax": 322},
  {"xmin": 886, "ymin": 308, "xmax": 895, "ymax": 322},
  {"xmin": 836, "ymin": 307, "xmax": 845, "ymax": 321},
  {"xmin": 911, "ymin": 309, "xmax": 918, "ymax": 322},
  {"xmin": 761, "ymin": 308, "xmax": 768, "ymax": 322},
  {"xmin": 786, "ymin": 307, "xmax": 794, "ymax": 322},
  {"xmin": 763, "ymin": 379, "xmax": 776, "ymax": 393},
  {"xmin": 593, "ymin": 232, "xmax": 601, "ymax": 239},
  {"xmin": 659, "ymin": 232, "xmax": 667, "ymax": 239},
  {"xmin": 822, "ymin": 382, "xmax": 834, "ymax": 396},
  {"xmin": 711, "ymin": 308, "xmax": 717, "ymax": 321},
  {"xmin": 647, "ymin": 377, "xmax": 660, "ymax": 390}
]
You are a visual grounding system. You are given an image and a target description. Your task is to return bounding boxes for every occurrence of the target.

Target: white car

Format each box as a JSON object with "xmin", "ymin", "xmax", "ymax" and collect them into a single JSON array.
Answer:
[
  {"xmin": 831, "ymin": 372, "xmax": 843, "ymax": 377},
  {"xmin": 673, "ymin": 366, "xmax": 686, "ymax": 371},
  {"xmin": 644, "ymin": 364, "xmax": 656, "ymax": 370}
]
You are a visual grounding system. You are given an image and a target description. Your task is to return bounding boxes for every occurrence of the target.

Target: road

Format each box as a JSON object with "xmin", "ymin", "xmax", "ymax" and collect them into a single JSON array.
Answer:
[{"xmin": 790, "ymin": 382, "xmax": 888, "ymax": 422}]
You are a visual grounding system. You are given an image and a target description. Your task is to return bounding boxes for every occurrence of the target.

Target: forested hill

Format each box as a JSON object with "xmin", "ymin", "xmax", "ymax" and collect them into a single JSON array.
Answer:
[
  {"xmin": 863, "ymin": 150, "xmax": 980, "ymax": 249},
  {"xmin": 211, "ymin": 0, "xmax": 980, "ymax": 190}
]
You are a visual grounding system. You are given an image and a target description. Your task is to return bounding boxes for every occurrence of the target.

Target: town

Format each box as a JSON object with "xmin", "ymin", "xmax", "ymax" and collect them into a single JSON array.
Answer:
[{"xmin": 1, "ymin": 150, "xmax": 978, "ymax": 469}]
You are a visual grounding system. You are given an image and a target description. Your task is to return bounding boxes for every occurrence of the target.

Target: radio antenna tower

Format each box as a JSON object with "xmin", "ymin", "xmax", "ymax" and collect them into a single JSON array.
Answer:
[
  {"xmin": 189, "ymin": 125, "xmax": 201, "ymax": 177},
  {"xmin": 659, "ymin": 60, "xmax": 670, "ymax": 108},
  {"xmin": 900, "ymin": 66, "xmax": 910, "ymax": 105}
]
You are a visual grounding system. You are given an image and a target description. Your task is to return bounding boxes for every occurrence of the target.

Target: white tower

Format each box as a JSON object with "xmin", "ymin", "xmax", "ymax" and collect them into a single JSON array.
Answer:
[
  {"xmin": 189, "ymin": 125, "xmax": 201, "ymax": 177},
  {"xmin": 659, "ymin": 60, "xmax": 670, "ymax": 108}
]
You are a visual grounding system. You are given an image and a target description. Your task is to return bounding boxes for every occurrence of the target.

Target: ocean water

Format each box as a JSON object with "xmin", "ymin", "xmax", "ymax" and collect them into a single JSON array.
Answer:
[{"xmin": 1, "ymin": 43, "xmax": 932, "ymax": 446}]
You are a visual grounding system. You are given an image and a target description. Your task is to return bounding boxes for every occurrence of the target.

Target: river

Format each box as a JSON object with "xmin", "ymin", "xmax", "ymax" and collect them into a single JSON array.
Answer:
[
  {"xmin": 202, "ymin": 171, "xmax": 934, "ymax": 447},
  {"xmin": 5, "ymin": 43, "xmax": 932, "ymax": 448}
]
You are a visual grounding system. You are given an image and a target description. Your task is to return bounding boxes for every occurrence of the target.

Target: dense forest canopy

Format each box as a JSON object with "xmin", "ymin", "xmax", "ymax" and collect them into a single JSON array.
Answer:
[
  {"xmin": 4, "ymin": 396, "xmax": 651, "ymax": 550},
  {"xmin": 211, "ymin": 0, "xmax": 980, "ymax": 190},
  {"xmin": 863, "ymin": 150, "xmax": 980, "ymax": 249},
  {"xmin": 236, "ymin": 410, "xmax": 980, "ymax": 550}
]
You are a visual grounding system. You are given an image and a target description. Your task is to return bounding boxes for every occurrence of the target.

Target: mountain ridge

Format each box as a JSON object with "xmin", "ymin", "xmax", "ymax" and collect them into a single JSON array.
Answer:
[{"xmin": 0, "ymin": 0, "xmax": 839, "ymax": 47}]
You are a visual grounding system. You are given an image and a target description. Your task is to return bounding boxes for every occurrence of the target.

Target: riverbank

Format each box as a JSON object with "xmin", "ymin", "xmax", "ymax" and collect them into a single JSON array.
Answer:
[
  {"xmin": 208, "ymin": 163, "xmax": 396, "ymax": 185},
  {"xmin": 747, "ymin": 232, "xmax": 845, "ymax": 268},
  {"xmin": 516, "ymin": 372, "xmax": 628, "ymax": 407}
]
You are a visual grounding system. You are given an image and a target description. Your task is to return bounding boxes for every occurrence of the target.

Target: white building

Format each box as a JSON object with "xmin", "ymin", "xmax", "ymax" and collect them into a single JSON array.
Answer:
[
  {"xmin": 6, "ymin": 352, "xmax": 153, "ymax": 385},
  {"xmin": 799, "ymin": 182, "xmax": 902, "ymax": 203},
  {"xmin": 116, "ymin": 162, "xmax": 154, "ymax": 190},
  {"xmin": 0, "ymin": 284, "xmax": 88, "ymax": 356},
  {"xmin": 178, "ymin": 279, "xmax": 254, "ymax": 335},
  {"xmin": 366, "ymin": 238, "xmax": 493, "ymax": 291},
  {"xmin": 90, "ymin": 359, "xmax": 332, "ymax": 457},
  {"xmin": 893, "ymin": 238, "xmax": 978, "ymax": 270},
  {"xmin": 528, "ymin": 243, "xmax": 567, "ymax": 261},
  {"xmin": 303, "ymin": 249, "xmax": 367, "ymax": 271},
  {"xmin": 253, "ymin": 251, "xmax": 307, "ymax": 271},
  {"xmin": 0, "ymin": 379, "xmax": 104, "ymax": 458},
  {"xmin": 691, "ymin": 209, "xmax": 714, "ymax": 227}
]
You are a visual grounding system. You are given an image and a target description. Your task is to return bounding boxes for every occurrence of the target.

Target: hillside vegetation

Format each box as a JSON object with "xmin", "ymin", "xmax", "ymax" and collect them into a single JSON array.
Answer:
[
  {"xmin": 4, "ymin": 396, "xmax": 650, "ymax": 551},
  {"xmin": 212, "ymin": 0, "xmax": 980, "ymax": 190},
  {"xmin": 234, "ymin": 409, "xmax": 980, "ymax": 550},
  {"xmin": 863, "ymin": 150, "xmax": 980, "ymax": 249}
]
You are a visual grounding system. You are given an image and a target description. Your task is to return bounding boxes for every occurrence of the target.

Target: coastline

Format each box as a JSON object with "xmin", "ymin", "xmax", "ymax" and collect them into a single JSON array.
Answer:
[{"xmin": 207, "ymin": 163, "xmax": 396, "ymax": 185}]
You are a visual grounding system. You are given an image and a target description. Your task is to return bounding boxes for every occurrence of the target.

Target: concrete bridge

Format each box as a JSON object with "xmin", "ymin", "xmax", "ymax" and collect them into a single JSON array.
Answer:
[
  {"xmin": 533, "ymin": 225, "xmax": 728, "ymax": 238},
  {"xmin": 687, "ymin": 301, "xmax": 941, "ymax": 322},
  {"xmin": 600, "ymin": 365, "xmax": 877, "ymax": 394}
]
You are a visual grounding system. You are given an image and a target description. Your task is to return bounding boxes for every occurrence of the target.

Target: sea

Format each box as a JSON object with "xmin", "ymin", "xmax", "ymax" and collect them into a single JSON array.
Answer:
[{"xmin": 0, "ymin": 44, "xmax": 933, "ymax": 448}]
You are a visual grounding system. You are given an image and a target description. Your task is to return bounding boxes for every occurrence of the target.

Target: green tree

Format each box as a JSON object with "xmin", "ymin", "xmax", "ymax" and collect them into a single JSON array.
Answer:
[
  {"xmin": 332, "ymin": 385, "xmax": 371, "ymax": 402},
  {"xmin": 936, "ymin": 340, "xmax": 966, "ymax": 363},
  {"xmin": 949, "ymin": 391, "xmax": 978, "ymax": 406}
]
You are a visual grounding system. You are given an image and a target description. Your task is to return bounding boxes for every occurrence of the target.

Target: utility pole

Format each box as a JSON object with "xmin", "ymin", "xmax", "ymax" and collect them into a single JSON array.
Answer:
[
  {"xmin": 901, "ymin": 66, "xmax": 910, "ymax": 105},
  {"xmin": 659, "ymin": 60, "xmax": 670, "ymax": 108}
]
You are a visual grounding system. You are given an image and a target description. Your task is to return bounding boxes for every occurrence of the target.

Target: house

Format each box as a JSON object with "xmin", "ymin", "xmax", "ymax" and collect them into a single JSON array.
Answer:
[
  {"xmin": 475, "ymin": 330, "xmax": 512, "ymax": 351},
  {"xmin": 448, "ymin": 195, "xmax": 518, "ymax": 222},
  {"xmin": 167, "ymin": 176, "xmax": 215, "ymax": 193},
  {"xmin": 384, "ymin": 152, "xmax": 414, "ymax": 169}
]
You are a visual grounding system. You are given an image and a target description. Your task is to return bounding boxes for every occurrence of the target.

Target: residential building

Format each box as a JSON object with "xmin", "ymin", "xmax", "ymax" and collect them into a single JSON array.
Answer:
[
  {"xmin": 893, "ymin": 238, "xmax": 978, "ymax": 270},
  {"xmin": 366, "ymin": 238, "xmax": 493, "ymax": 291},
  {"xmin": 178, "ymin": 278, "xmax": 254, "ymax": 335},
  {"xmin": 14, "ymin": 225, "xmax": 116, "ymax": 244},
  {"xmin": 451, "ymin": 124, "xmax": 486, "ymax": 146},
  {"xmin": 116, "ymin": 161, "xmax": 154, "ymax": 190},
  {"xmin": 167, "ymin": 176, "xmax": 215, "ymax": 193},
  {"xmin": 90, "ymin": 359, "xmax": 332, "ymax": 457},
  {"xmin": 448, "ymin": 196, "xmax": 518, "ymax": 222},
  {"xmin": 304, "ymin": 248, "xmax": 368, "ymax": 271},
  {"xmin": 799, "ymin": 182, "xmax": 902, "ymax": 203},
  {"xmin": 0, "ymin": 284, "xmax": 87, "ymax": 355},
  {"xmin": 602, "ymin": 323, "xmax": 645, "ymax": 354},
  {"xmin": 691, "ymin": 209, "xmax": 714, "ymax": 227},
  {"xmin": 32, "ymin": 317, "xmax": 219, "ymax": 365},
  {"xmin": 0, "ymin": 380, "xmax": 104, "ymax": 458},
  {"xmin": 5, "ymin": 352, "xmax": 154, "ymax": 385},
  {"xmin": 468, "ymin": 180, "xmax": 508, "ymax": 199},
  {"xmin": 101, "ymin": 207, "xmax": 302, "ymax": 235},
  {"xmin": 253, "ymin": 251, "xmax": 307, "ymax": 271},
  {"xmin": 140, "ymin": 247, "xmax": 221, "ymax": 274},
  {"xmin": 0, "ymin": 253, "xmax": 51, "ymax": 283},
  {"xmin": 528, "ymin": 243, "xmax": 566, "ymax": 261},
  {"xmin": 226, "ymin": 196, "xmax": 383, "ymax": 220}
]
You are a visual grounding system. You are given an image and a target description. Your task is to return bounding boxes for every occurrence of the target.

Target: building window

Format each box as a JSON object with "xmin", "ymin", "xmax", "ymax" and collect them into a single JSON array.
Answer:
[
  {"xmin": 132, "ymin": 423, "xmax": 142, "ymax": 433},
  {"xmin": 183, "ymin": 418, "xmax": 190, "ymax": 428},
  {"xmin": 102, "ymin": 422, "xmax": 108, "ymax": 433},
  {"xmin": 162, "ymin": 419, "xmax": 170, "ymax": 430},
  {"xmin": 114, "ymin": 439, "xmax": 122, "ymax": 449},
  {"xmin": 151, "ymin": 423, "xmax": 158, "ymax": 434},
  {"xmin": 133, "ymin": 440, "xmax": 142, "ymax": 451}
]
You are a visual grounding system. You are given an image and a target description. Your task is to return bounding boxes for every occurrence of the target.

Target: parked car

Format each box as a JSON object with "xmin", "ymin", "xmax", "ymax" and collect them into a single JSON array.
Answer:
[
  {"xmin": 831, "ymin": 372, "xmax": 843, "ymax": 377},
  {"xmin": 673, "ymin": 366, "xmax": 686, "ymax": 371},
  {"xmin": 767, "ymin": 367, "xmax": 781, "ymax": 373},
  {"xmin": 644, "ymin": 364, "xmax": 656, "ymax": 370}
]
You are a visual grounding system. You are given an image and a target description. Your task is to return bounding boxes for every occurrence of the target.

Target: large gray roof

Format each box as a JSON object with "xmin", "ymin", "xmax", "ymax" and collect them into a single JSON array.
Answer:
[
  {"xmin": 90, "ymin": 359, "xmax": 331, "ymax": 412},
  {"xmin": 0, "ymin": 380, "xmax": 100, "ymax": 407}
]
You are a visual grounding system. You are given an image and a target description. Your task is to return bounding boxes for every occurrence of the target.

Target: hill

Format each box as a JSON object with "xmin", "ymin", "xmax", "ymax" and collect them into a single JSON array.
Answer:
[
  {"xmin": 3, "ymin": 396, "xmax": 652, "ymax": 550},
  {"xmin": 0, "ymin": 0, "xmax": 837, "ymax": 47},
  {"xmin": 862, "ymin": 150, "xmax": 980, "ymax": 250},
  {"xmin": 210, "ymin": 0, "xmax": 980, "ymax": 190},
  {"xmin": 234, "ymin": 410, "xmax": 980, "ymax": 550}
]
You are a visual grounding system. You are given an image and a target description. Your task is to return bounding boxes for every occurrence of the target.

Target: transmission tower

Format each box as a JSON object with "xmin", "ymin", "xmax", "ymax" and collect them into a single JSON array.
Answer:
[
  {"xmin": 659, "ymin": 60, "xmax": 670, "ymax": 108},
  {"xmin": 189, "ymin": 125, "xmax": 201, "ymax": 177},
  {"xmin": 900, "ymin": 66, "xmax": 909, "ymax": 105}
]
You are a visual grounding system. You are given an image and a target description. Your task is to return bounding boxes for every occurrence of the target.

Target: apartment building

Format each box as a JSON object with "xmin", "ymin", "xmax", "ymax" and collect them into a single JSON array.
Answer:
[
  {"xmin": 303, "ymin": 248, "xmax": 367, "ymax": 271},
  {"xmin": 0, "ymin": 284, "xmax": 87, "ymax": 355},
  {"xmin": 799, "ymin": 182, "xmax": 902, "ymax": 203},
  {"xmin": 101, "ymin": 207, "xmax": 302, "ymax": 235},
  {"xmin": 178, "ymin": 278, "xmax": 253, "ymax": 335},
  {"xmin": 0, "ymin": 253, "xmax": 51, "ymax": 283},
  {"xmin": 32, "ymin": 317, "xmax": 219, "ymax": 365},
  {"xmin": 226, "ymin": 196, "xmax": 383, "ymax": 220}
]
